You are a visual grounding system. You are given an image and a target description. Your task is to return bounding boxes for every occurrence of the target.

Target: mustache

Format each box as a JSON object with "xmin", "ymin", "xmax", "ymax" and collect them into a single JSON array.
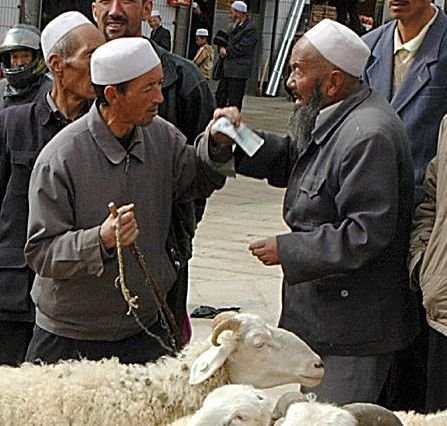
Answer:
[{"xmin": 106, "ymin": 17, "xmax": 128, "ymax": 24}]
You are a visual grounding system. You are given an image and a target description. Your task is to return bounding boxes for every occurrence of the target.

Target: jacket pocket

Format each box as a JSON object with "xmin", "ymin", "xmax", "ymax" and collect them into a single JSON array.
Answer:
[
  {"xmin": 9, "ymin": 150, "xmax": 38, "ymax": 197},
  {"xmin": 299, "ymin": 175, "xmax": 325, "ymax": 199},
  {"xmin": 0, "ymin": 248, "xmax": 32, "ymax": 313},
  {"xmin": 315, "ymin": 279, "xmax": 384, "ymax": 346}
]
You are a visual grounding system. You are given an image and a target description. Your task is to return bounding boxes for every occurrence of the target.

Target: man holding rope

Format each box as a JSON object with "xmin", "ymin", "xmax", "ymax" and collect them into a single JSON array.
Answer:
[{"xmin": 24, "ymin": 37, "xmax": 227, "ymax": 364}]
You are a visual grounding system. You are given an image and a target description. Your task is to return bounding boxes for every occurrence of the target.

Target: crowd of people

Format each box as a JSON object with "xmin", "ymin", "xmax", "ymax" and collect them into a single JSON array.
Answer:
[{"xmin": 0, "ymin": 0, "xmax": 446, "ymax": 418}]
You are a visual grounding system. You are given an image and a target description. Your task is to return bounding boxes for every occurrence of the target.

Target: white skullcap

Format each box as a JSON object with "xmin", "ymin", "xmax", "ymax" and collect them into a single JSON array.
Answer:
[
  {"xmin": 41, "ymin": 11, "xmax": 91, "ymax": 62},
  {"xmin": 231, "ymin": 1, "xmax": 248, "ymax": 13},
  {"xmin": 192, "ymin": 2, "xmax": 199, "ymax": 8},
  {"xmin": 304, "ymin": 19, "xmax": 370, "ymax": 78},
  {"xmin": 91, "ymin": 37, "xmax": 161, "ymax": 85},
  {"xmin": 150, "ymin": 10, "xmax": 161, "ymax": 17},
  {"xmin": 196, "ymin": 28, "xmax": 209, "ymax": 37}
]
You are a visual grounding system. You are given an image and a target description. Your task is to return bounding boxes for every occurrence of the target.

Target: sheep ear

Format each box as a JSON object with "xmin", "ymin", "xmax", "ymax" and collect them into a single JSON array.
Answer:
[{"xmin": 189, "ymin": 342, "xmax": 236, "ymax": 385}]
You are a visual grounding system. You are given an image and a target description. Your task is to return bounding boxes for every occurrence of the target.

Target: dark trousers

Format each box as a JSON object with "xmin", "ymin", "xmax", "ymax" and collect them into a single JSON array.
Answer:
[
  {"xmin": 0, "ymin": 320, "xmax": 34, "ymax": 366},
  {"xmin": 330, "ymin": 0, "xmax": 365, "ymax": 35},
  {"xmin": 215, "ymin": 77, "xmax": 247, "ymax": 112},
  {"xmin": 377, "ymin": 290, "xmax": 428, "ymax": 412},
  {"xmin": 301, "ymin": 352, "xmax": 393, "ymax": 405},
  {"xmin": 25, "ymin": 319, "xmax": 171, "ymax": 365},
  {"xmin": 426, "ymin": 327, "xmax": 447, "ymax": 413}
]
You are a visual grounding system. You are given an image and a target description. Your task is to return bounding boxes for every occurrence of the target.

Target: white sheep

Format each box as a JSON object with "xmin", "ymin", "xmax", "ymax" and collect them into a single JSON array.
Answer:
[
  {"xmin": 0, "ymin": 312, "xmax": 324, "ymax": 426},
  {"xmin": 272, "ymin": 394, "xmax": 447, "ymax": 426},
  {"xmin": 170, "ymin": 384, "xmax": 272, "ymax": 426}
]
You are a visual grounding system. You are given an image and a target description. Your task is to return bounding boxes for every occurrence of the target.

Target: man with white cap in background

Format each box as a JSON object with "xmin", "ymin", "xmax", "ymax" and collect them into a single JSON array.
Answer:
[
  {"xmin": 215, "ymin": 0, "xmax": 257, "ymax": 112},
  {"xmin": 148, "ymin": 9, "xmax": 171, "ymax": 51},
  {"xmin": 24, "ymin": 37, "xmax": 226, "ymax": 365},
  {"xmin": 0, "ymin": 12, "xmax": 105, "ymax": 366},
  {"xmin": 193, "ymin": 28, "xmax": 214, "ymax": 80},
  {"xmin": 189, "ymin": 2, "xmax": 211, "ymax": 59},
  {"xmin": 92, "ymin": 0, "xmax": 216, "ymax": 347},
  {"xmin": 206, "ymin": 19, "xmax": 419, "ymax": 404}
]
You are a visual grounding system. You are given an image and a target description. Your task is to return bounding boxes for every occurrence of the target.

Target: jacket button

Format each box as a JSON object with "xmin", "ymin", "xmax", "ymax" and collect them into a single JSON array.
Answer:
[
  {"xmin": 340, "ymin": 289, "xmax": 349, "ymax": 298},
  {"xmin": 174, "ymin": 260, "xmax": 181, "ymax": 268}
]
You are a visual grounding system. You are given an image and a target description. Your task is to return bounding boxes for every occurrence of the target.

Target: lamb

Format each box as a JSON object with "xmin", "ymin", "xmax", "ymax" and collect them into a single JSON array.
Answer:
[
  {"xmin": 169, "ymin": 384, "xmax": 272, "ymax": 426},
  {"xmin": 0, "ymin": 312, "xmax": 324, "ymax": 426},
  {"xmin": 272, "ymin": 392, "xmax": 446, "ymax": 425}
]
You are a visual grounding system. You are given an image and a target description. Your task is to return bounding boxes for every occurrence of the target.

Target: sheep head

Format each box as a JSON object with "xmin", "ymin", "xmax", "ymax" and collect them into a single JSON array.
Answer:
[
  {"xmin": 189, "ymin": 312, "xmax": 324, "ymax": 388},
  {"xmin": 188, "ymin": 384, "xmax": 271, "ymax": 426}
]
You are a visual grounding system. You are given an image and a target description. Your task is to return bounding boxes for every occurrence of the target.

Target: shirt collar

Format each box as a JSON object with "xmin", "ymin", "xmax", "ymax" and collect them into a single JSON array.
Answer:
[
  {"xmin": 314, "ymin": 100, "xmax": 344, "ymax": 135},
  {"xmin": 87, "ymin": 102, "xmax": 145, "ymax": 165},
  {"xmin": 394, "ymin": 5, "xmax": 438, "ymax": 54}
]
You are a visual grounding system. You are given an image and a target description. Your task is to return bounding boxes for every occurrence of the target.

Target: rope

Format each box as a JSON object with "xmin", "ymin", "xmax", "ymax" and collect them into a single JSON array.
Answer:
[{"xmin": 108, "ymin": 202, "xmax": 181, "ymax": 354}]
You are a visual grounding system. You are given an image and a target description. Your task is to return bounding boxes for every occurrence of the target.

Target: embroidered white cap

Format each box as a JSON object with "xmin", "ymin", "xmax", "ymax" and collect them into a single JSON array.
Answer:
[
  {"xmin": 196, "ymin": 28, "xmax": 209, "ymax": 37},
  {"xmin": 304, "ymin": 19, "xmax": 371, "ymax": 78},
  {"xmin": 150, "ymin": 10, "xmax": 161, "ymax": 17},
  {"xmin": 91, "ymin": 37, "xmax": 161, "ymax": 85},
  {"xmin": 41, "ymin": 11, "xmax": 91, "ymax": 62},
  {"xmin": 192, "ymin": 2, "xmax": 199, "ymax": 8},
  {"xmin": 231, "ymin": 1, "xmax": 248, "ymax": 13}
]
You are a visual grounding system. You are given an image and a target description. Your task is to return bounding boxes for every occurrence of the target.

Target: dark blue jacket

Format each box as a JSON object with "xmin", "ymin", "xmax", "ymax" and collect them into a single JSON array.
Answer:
[{"xmin": 362, "ymin": 10, "xmax": 447, "ymax": 205}]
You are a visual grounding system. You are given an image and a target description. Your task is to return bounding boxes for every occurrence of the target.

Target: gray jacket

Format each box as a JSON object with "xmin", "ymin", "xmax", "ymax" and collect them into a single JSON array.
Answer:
[
  {"xmin": 25, "ymin": 103, "xmax": 225, "ymax": 341},
  {"xmin": 234, "ymin": 86, "xmax": 419, "ymax": 356}
]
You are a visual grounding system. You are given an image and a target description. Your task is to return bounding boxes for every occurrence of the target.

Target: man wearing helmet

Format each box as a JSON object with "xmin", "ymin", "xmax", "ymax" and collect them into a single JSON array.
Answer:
[{"xmin": 0, "ymin": 24, "xmax": 52, "ymax": 109}]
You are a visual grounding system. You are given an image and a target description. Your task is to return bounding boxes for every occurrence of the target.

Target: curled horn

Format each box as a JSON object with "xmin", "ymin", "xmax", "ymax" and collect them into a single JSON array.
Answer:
[
  {"xmin": 272, "ymin": 392, "xmax": 307, "ymax": 422},
  {"xmin": 343, "ymin": 403, "xmax": 404, "ymax": 425},
  {"xmin": 211, "ymin": 311, "xmax": 241, "ymax": 346}
]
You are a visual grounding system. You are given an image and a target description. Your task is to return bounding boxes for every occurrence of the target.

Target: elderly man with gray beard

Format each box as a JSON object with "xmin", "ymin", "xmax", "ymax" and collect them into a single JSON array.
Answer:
[{"xmin": 204, "ymin": 19, "xmax": 420, "ymax": 404}]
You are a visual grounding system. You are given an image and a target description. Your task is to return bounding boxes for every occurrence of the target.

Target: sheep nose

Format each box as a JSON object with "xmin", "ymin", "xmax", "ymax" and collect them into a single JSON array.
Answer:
[{"xmin": 314, "ymin": 361, "xmax": 324, "ymax": 369}]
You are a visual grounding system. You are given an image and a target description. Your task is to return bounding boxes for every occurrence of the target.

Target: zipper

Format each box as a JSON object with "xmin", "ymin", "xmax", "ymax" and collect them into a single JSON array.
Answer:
[{"xmin": 125, "ymin": 154, "xmax": 130, "ymax": 174}]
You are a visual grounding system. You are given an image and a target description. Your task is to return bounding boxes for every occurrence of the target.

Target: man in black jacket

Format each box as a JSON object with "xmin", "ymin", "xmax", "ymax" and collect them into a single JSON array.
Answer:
[
  {"xmin": 215, "ymin": 1, "xmax": 257, "ymax": 111},
  {"xmin": 92, "ymin": 0, "xmax": 215, "ymax": 345},
  {"xmin": 0, "ymin": 12, "xmax": 105, "ymax": 366},
  {"xmin": 148, "ymin": 9, "xmax": 172, "ymax": 51}
]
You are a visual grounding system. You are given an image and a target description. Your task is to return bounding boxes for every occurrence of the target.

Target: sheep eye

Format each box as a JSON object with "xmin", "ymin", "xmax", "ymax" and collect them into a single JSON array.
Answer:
[{"xmin": 254, "ymin": 341, "xmax": 266, "ymax": 349}]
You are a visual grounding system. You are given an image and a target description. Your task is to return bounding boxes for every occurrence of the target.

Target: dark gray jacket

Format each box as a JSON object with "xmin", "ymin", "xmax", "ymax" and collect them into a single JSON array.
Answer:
[
  {"xmin": 235, "ymin": 86, "xmax": 419, "ymax": 356},
  {"xmin": 222, "ymin": 19, "xmax": 257, "ymax": 79},
  {"xmin": 0, "ymin": 93, "xmax": 68, "ymax": 322},
  {"xmin": 150, "ymin": 25, "xmax": 172, "ymax": 51}
]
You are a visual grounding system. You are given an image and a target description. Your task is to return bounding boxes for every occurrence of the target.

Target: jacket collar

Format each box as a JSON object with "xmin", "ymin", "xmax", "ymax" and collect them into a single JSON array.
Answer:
[
  {"xmin": 364, "ymin": 10, "xmax": 447, "ymax": 111},
  {"xmin": 87, "ymin": 102, "xmax": 145, "ymax": 165},
  {"xmin": 312, "ymin": 84, "xmax": 371, "ymax": 146}
]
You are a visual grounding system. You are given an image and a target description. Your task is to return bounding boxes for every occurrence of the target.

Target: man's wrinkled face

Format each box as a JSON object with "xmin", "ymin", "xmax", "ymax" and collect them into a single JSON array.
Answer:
[
  {"xmin": 92, "ymin": 0, "xmax": 152, "ymax": 41},
  {"xmin": 59, "ymin": 25, "xmax": 106, "ymax": 100},
  {"xmin": 112, "ymin": 65, "xmax": 164, "ymax": 127},
  {"xmin": 286, "ymin": 39, "xmax": 325, "ymax": 107},
  {"xmin": 10, "ymin": 49, "xmax": 34, "ymax": 69},
  {"xmin": 388, "ymin": 0, "xmax": 432, "ymax": 21}
]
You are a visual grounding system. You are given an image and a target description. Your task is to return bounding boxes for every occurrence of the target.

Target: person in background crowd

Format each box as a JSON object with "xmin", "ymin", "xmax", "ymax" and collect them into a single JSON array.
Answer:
[
  {"xmin": 0, "ymin": 24, "xmax": 52, "ymax": 109},
  {"xmin": 92, "ymin": 0, "xmax": 215, "ymax": 345},
  {"xmin": 24, "ymin": 37, "xmax": 227, "ymax": 365},
  {"xmin": 330, "ymin": 0, "xmax": 365, "ymax": 35},
  {"xmin": 188, "ymin": 2, "xmax": 210, "ymax": 59},
  {"xmin": 205, "ymin": 18, "xmax": 419, "ymax": 405},
  {"xmin": 215, "ymin": 0, "xmax": 257, "ymax": 112},
  {"xmin": 193, "ymin": 28, "xmax": 214, "ymax": 81},
  {"xmin": 0, "ymin": 12, "xmax": 105, "ymax": 366},
  {"xmin": 362, "ymin": 0, "xmax": 447, "ymax": 412},
  {"xmin": 409, "ymin": 115, "xmax": 447, "ymax": 413},
  {"xmin": 149, "ymin": 9, "xmax": 171, "ymax": 51}
]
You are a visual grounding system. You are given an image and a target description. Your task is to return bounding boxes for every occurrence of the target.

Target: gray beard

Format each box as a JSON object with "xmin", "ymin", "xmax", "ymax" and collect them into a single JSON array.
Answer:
[{"xmin": 287, "ymin": 87, "xmax": 323, "ymax": 150}]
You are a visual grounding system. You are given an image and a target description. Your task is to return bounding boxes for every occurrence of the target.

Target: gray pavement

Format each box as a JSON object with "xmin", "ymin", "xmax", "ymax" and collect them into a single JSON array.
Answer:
[{"xmin": 189, "ymin": 95, "xmax": 294, "ymax": 340}]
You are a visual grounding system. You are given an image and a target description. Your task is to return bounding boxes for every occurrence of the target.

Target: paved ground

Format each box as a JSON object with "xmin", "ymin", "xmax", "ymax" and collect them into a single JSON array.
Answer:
[{"xmin": 188, "ymin": 95, "xmax": 294, "ymax": 341}]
